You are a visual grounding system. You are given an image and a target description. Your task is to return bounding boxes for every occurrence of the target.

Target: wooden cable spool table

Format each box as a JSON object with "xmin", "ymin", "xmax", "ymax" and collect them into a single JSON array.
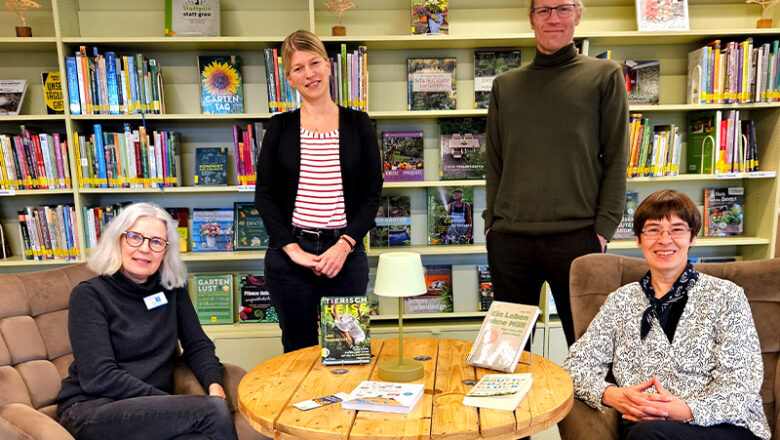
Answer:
[{"xmin": 238, "ymin": 338, "xmax": 573, "ymax": 440}]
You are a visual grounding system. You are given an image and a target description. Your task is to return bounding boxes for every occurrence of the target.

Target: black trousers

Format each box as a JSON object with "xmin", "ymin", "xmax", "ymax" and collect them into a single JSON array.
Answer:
[
  {"xmin": 265, "ymin": 231, "xmax": 369, "ymax": 353},
  {"xmin": 620, "ymin": 420, "xmax": 760, "ymax": 440},
  {"xmin": 486, "ymin": 226, "xmax": 602, "ymax": 347},
  {"xmin": 58, "ymin": 395, "xmax": 238, "ymax": 440}
]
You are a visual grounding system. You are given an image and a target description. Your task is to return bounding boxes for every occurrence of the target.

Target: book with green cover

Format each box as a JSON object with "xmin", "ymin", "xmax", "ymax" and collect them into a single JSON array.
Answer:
[
  {"xmin": 320, "ymin": 296, "xmax": 371, "ymax": 365},
  {"xmin": 194, "ymin": 147, "xmax": 227, "ymax": 186},
  {"xmin": 686, "ymin": 111, "xmax": 720, "ymax": 174},
  {"xmin": 407, "ymin": 58, "xmax": 456, "ymax": 110},
  {"xmin": 198, "ymin": 55, "xmax": 243, "ymax": 114},
  {"xmin": 233, "ymin": 202, "xmax": 268, "ymax": 250},
  {"xmin": 473, "ymin": 49, "xmax": 521, "ymax": 109},
  {"xmin": 191, "ymin": 273, "xmax": 233, "ymax": 325}
]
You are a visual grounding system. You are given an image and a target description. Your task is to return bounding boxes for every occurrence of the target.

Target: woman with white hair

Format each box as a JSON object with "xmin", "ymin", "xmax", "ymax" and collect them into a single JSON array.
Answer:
[{"xmin": 55, "ymin": 202, "xmax": 238, "ymax": 440}]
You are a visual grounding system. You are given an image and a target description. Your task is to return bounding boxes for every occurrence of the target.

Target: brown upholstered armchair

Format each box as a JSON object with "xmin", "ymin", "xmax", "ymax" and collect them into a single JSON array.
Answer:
[
  {"xmin": 0, "ymin": 264, "xmax": 264, "ymax": 440},
  {"xmin": 557, "ymin": 254, "xmax": 780, "ymax": 440}
]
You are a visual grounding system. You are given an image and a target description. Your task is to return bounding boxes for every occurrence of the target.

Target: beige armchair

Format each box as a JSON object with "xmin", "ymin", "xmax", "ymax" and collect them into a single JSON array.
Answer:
[
  {"xmin": 0, "ymin": 264, "xmax": 263, "ymax": 440},
  {"xmin": 558, "ymin": 254, "xmax": 779, "ymax": 440}
]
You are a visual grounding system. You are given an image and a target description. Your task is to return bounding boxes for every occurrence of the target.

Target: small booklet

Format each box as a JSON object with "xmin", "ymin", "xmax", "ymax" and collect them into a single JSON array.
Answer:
[
  {"xmin": 341, "ymin": 381, "xmax": 424, "ymax": 414},
  {"xmin": 463, "ymin": 373, "xmax": 533, "ymax": 411}
]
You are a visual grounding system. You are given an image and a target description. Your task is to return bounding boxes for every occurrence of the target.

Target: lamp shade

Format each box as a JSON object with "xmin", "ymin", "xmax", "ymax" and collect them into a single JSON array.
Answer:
[{"xmin": 373, "ymin": 252, "xmax": 427, "ymax": 298}]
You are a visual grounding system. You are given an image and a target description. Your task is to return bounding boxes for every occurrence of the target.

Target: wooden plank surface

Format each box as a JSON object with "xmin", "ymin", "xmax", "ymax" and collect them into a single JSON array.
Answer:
[
  {"xmin": 349, "ymin": 338, "xmax": 439, "ymax": 440},
  {"xmin": 238, "ymin": 339, "xmax": 573, "ymax": 440},
  {"xmin": 238, "ymin": 345, "xmax": 319, "ymax": 437},
  {"xmin": 431, "ymin": 339, "xmax": 479, "ymax": 440},
  {"xmin": 526, "ymin": 353, "xmax": 574, "ymax": 433},
  {"xmin": 275, "ymin": 339, "xmax": 385, "ymax": 440}
]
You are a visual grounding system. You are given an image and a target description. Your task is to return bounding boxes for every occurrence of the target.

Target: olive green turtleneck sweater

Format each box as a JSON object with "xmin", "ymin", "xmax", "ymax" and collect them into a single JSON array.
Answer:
[{"xmin": 483, "ymin": 43, "xmax": 628, "ymax": 240}]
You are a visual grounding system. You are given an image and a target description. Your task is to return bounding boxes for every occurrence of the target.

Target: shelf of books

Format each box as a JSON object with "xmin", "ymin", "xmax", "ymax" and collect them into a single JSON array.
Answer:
[{"xmin": 2, "ymin": 0, "xmax": 780, "ymax": 366}]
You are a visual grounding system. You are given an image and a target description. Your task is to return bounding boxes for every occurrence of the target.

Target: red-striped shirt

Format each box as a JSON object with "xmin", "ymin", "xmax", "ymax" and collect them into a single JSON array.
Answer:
[{"xmin": 292, "ymin": 128, "xmax": 347, "ymax": 229}]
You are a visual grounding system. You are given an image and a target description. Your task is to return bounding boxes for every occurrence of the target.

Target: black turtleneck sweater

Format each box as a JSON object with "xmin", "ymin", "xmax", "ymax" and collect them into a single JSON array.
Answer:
[
  {"xmin": 56, "ymin": 271, "xmax": 224, "ymax": 414},
  {"xmin": 484, "ymin": 43, "xmax": 629, "ymax": 240}
]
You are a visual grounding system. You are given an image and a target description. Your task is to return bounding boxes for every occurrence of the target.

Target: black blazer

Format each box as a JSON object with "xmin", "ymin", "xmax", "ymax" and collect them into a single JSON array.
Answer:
[{"xmin": 254, "ymin": 106, "xmax": 383, "ymax": 248}]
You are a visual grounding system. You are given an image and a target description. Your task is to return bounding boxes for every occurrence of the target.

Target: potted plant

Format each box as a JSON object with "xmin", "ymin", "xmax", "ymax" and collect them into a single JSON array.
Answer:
[{"xmin": 201, "ymin": 221, "xmax": 222, "ymax": 248}]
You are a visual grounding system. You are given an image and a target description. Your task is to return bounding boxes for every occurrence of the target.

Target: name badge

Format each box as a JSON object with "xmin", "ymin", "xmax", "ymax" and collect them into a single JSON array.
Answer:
[{"xmin": 143, "ymin": 292, "xmax": 168, "ymax": 310}]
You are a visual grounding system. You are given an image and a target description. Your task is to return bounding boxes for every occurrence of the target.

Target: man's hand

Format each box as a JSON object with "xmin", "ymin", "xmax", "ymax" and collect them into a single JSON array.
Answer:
[
  {"xmin": 209, "ymin": 383, "xmax": 226, "ymax": 399},
  {"xmin": 602, "ymin": 378, "xmax": 671, "ymax": 422},
  {"xmin": 313, "ymin": 239, "xmax": 351, "ymax": 278},
  {"xmin": 597, "ymin": 234, "xmax": 607, "ymax": 252}
]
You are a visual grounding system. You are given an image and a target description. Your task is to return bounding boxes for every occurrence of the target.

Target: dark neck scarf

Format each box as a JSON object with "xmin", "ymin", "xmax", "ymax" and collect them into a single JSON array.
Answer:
[{"xmin": 639, "ymin": 262, "xmax": 698, "ymax": 340}]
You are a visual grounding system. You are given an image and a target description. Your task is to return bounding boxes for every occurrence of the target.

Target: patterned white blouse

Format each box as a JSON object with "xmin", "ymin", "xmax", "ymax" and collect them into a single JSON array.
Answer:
[{"xmin": 563, "ymin": 273, "xmax": 770, "ymax": 440}]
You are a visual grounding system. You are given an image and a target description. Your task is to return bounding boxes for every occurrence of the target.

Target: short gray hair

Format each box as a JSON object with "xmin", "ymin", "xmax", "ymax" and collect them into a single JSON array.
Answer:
[{"xmin": 88, "ymin": 202, "xmax": 187, "ymax": 289}]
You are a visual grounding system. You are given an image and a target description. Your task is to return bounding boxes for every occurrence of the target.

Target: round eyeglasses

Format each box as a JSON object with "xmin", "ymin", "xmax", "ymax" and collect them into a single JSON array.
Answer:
[
  {"xmin": 531, "ymin": 3, "xmax": 578, "ymax": 19},
  {"xmin": 640, "ymin": 226, "xmax": 691, "ymax": 240},
  {"xmin": 123, "ymin": 231, "xmax": 169, "ymax": 253}
]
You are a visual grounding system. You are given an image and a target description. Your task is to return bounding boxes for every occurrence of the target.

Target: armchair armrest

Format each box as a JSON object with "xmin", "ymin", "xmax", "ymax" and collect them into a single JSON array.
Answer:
[
  {"xmin": 558, "ymin": 398, "xmax": 619, "ymax": 440},
  {"xmin": 172, "ymin": 361, "xmax": 248, "ymax": 412},
  {"xmin": 0, "ymin": 403, "xmax": 75, "ymax": 440}
]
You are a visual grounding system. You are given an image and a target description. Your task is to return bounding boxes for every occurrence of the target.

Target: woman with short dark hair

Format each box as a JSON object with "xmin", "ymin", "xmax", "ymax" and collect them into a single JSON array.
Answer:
[{"xmin": 564, "ymin": 190, "xmax": 769, "ymax": 440}]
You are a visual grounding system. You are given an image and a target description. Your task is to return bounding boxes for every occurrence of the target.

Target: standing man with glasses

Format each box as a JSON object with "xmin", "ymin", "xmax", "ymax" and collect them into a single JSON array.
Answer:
[{"xmin": 483, "ymin": 0, "xmax": 629, "ymax": 347}]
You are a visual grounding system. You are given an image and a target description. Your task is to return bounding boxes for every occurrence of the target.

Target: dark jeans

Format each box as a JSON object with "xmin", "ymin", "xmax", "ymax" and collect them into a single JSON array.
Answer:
[
  {"xmin": 58, "ymin": 395, "xmax": 238, "ymax": 440},
  {"xmin": 620, "ymin": 420, "xmax": 760, "ymax": 440},
  {"xmin": 265, "ymin": 229, "xmax": 369, "ymax": 353},
  {"xmin": 486, "ymin": 226, "xmax": 602, "ymax": 347}
]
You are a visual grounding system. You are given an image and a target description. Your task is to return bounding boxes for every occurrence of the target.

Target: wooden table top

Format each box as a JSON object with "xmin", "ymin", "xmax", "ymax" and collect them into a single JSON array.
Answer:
[{"xmin": 238, "ymin": 338, "xmax": 573, "ymax": 440}]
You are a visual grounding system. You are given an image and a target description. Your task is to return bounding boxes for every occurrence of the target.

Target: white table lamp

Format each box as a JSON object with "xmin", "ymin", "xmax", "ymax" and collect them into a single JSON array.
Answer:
[{"xmin": 373, "ymin": 252, "xmax": 427, "ymax": 382}]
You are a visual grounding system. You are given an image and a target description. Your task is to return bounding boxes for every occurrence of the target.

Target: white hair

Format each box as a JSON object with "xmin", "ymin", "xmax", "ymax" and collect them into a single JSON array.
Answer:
[{"xmin": 87, "ymin": 202, "xmax": 187, "ymax": 289}]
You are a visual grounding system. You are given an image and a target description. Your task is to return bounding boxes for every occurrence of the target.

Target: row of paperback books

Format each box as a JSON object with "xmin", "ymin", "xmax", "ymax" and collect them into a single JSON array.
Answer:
[
  {"xmin": 232, "ymin": 123, "xmax": 262, "ymax": 186},
  {"xmin": 0, "ymin": 129, "xmax": 71, "ymax": 190},
  {"xmin": 686, "ymin": 110, "xmax": 761, "ymax": 175},
  {"xmin": 613, "ymin": 187, "xmax": 745, "ymax": 239},
  {"xmin": 74, "ymin": 124, "xmax": 181, "ymax": 188},
  {"xmin": 687, "ymin": 38, "xmax": 780, "ymax": 105},
  {"xmin": 626, "ymin": 114, "xmax": 682, "ymax": 177},
  {"xmin": 17, "ymin": 205, "xmax": 80, "ymax": 260},
  {"xmin": 190, "ymin": 273, "xmax": 277, "ymax": 324},
  {"xmin": 65, "ymin": 47, "xmax": 165, "ymax": 115},
  {"xmin": 81, "ymin": 203, "xmax": 267, "ymax": 253}
]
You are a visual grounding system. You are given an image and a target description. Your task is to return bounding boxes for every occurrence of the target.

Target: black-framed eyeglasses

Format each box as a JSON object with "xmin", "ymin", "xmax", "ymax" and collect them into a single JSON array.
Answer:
[
  {"xmin": 123, "ymin": 231, "xmax": 169, "ymax": 253},
  {"xmin": 640, "ymin": 226, "xmax": 691, "ymax": 240},
  {"xmin": 531, "ymin": 3, "xmax": 578, "ymax": 19}
]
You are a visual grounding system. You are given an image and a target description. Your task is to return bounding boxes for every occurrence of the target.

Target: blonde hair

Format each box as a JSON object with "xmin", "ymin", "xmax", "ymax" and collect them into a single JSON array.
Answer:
[
  {"xmin": 87, "ymin": 202, "xmax": 187, "ymax": 289},
  {"xmin": 281, "ymin": 29, "xmax": 329, "ymax": 75}
]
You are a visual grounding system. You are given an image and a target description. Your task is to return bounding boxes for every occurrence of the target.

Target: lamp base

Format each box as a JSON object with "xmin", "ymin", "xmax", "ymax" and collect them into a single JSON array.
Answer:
[{"xmin": 378, "ymin": 358, "xmax": 424, "ymax": 382}]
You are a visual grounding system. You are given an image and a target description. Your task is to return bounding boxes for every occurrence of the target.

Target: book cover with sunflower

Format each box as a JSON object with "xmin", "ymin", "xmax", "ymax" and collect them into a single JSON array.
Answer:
[{"xmin": 198, "ymin": 55, "xmax": 244, "ymax": 114}]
